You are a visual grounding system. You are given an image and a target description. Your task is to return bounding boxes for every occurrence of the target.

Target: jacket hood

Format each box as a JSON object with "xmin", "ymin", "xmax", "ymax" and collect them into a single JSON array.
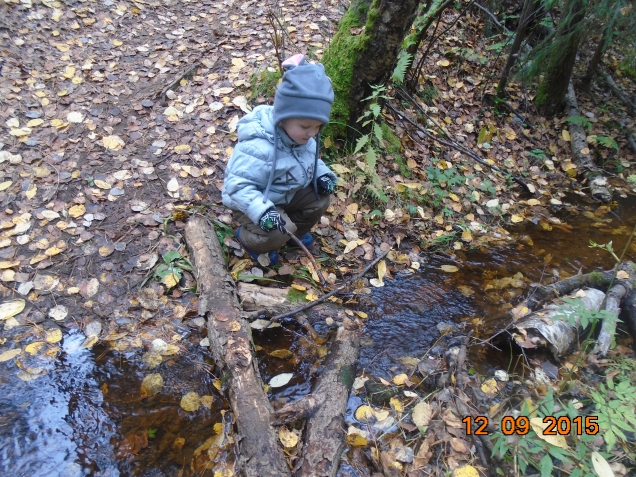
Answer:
[{"xmin": 237, "ymin": 105, "xmax": 275, "ymax": 144}]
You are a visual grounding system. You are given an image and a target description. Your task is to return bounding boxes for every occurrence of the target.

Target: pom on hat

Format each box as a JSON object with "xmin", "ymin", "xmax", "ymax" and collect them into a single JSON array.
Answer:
[{"xmin": 273, "ymin": 55, "xmax": 334, "ymax": 126}]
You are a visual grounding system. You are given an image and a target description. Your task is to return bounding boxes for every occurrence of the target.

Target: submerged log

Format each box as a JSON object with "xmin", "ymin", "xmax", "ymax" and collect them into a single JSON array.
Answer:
[
  {"xmin": 185, "ymin": 217, "xmax": 290, "ymax": 477},
  {"xmin": 512, "ymin": 288, "xmax": 605, "ymax": 358},
  {"xmin": 295, "ymin": 321, "xmax": 359, "ymax": 477}
]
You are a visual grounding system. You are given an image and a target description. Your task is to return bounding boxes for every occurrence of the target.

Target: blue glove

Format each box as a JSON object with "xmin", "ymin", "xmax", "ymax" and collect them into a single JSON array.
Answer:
[
  {"xmin": 259, "ymin": 208, "xmax": 287, "ymax": 233},
  {"xmin": 317, "ymin": 175, "xmax": 336, "ymax": 195}
]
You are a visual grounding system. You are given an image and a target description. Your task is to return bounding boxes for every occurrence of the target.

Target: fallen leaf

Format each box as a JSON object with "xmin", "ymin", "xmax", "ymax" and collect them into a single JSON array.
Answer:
[
  {"xmin": 0, "ymin": 299, "xmax": 26, "ymax": 320},
  {"xmin": 68, "ymin": 204, "xmax": 86, "ymax": 218},
  {"xmin": 617, "ymin": 270, "xmax": 629, "ymax": 279},
  {"xmin": 269, "ymin": 349, "xmax": 292, "ymax": 359},
  {"xmin": 412, "ymin": 401, "xmax": 432, "ymax": 427},
  {"xmin": 530, "ymin": 417, "xmax": 569, "ymax": 449},
  {"xmin": 174, "ymin": 144, "xmax": 191, "ymax": 154},
  {"xmin": 67, "ymin": 111, "xmax": 84, "ymax": 123},
  {"xmin": 591, "ymin": 451, "xmax": 615, "ymax": 477},
  {"xmin": 453, "ymin": 465, "xmax": 480, "ymax": 477},
  {"xmin": 393, "ymin": 373, "xmax": 408, "ymax": 385},
  {"xmin": 269, "ymin": 373, "xmax": 293, "ymax": 388},
  {"xmin": 103, "ymin": 135, "xmax": 125, "ymax": 150},
  {"xmin": 278, "ymin": 427, "xmax": 299, "ymax": 448},
  {"xmin": 440, "ymin": 265, "xmax": 459, "ymax": 273},
  {"xmin": 180, "ymin": 391, "xmax": 201, "ymax": 412},
  {"xmin": 0, "ymin": 348, "xmax": 22, "ymax": 362},
  {"xmin": 49, "ymin": 305, "xmax": 68, "ymax": 321}
]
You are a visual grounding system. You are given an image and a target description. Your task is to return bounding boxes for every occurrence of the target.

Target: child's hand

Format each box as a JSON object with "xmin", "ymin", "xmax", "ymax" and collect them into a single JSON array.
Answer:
[
  {"xmin": 259, "ymin": 208, "xmax": 287, "ymax": 233},
  {"xmin": 317, "ymin": 175, "xmax": 336, "ymax": 195}
]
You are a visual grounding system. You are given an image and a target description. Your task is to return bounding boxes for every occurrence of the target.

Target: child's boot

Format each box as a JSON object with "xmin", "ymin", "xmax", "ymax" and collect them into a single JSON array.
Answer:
[{"xmin": 236, "ymin": 226, "xmax": 279, "ymax": 265}]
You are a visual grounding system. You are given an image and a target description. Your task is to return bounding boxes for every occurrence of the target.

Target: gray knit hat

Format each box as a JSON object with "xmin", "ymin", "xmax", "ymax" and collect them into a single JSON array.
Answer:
[{"xmin": 273, "ymin": 55, "xmax": 334, "ymax": 126}]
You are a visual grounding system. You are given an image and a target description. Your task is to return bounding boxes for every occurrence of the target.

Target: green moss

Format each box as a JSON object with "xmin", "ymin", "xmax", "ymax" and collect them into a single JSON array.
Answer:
[
  {"xmin": 588, "ymin": 271, "xmax": 606, "ymax": 287},
  {"xmin": 286, "ymin": 288, "xmax": 308, "ymax": 303},
  {"xmin": 249, "ymin": 68, "xmax": 280, "ymax": 102},
  {"xmin": 338, "ymin": 365, "xmax": 355, "ymax": 388},
  {"xmin": 323, "ymin": 0, "xmax": 379, "ymax": 141}
]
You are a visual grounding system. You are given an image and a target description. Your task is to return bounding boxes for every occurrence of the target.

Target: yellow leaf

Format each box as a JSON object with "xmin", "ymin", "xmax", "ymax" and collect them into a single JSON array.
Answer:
[
  {"xmin": 530, "ymin": 418, "xmax": 569, "ymax": 449},
  {"xmin": 437, "ymin": 59, "xmax": 450, "ymax": 67},
  {"xmin": 269, "ymin": 349, "xmax": 292, "ymax": 359},
  {"xmin": 355, "ymin": 405, "xmax": 374, "ymax": 422},
  {"xmin": 0, "ymin": 181, "xmax": 12, "ymax": 191},
  {"xmin": 481, "ymin": 378, "xmax": 499, "ymax": 397},
  {"xmin": 510, "ymin": 214, "xmax": 524, "ymax": 223},
  {"xmin": 163, "ymin": 273, "xmax": 179, "ymax": 288},
  {"xmin": 527, "ymin": 199, "xmax": 540, "ymax": 206},
  {"xmin": 113, "ymin": 39, "xmax": 123, "ymax": 46},
  {"xmin": 94, "ymin": 179, "xmax": 111, "ymax": 189},
  {"xmin": 278, "ymin": 426, "xmax": 299, "ymax": 448},
  {"xmin": 27, "ymin": 118, "xmax": 44, "ymax": 127},
  {"xmin": 26, "ymin": 184, "xmax": 37, "ymax": 199},
  {"xmin": 306, "ymin": 293, "xmax": 319, "ymax": 302},
  {"xmin": 25, "ymin": 341, "xmax": 45, "ymax": 355},
  {"xmin": 346, "ymin": 432, "xmax": 368, "ymax": 446},
  {"xmin": 617, "ymin": 270, "xmax": 629, "ymax": 279},
  {"xmin": 68, "ymin": 204, "xmax": 86, "ymax": 218},
  {"xmin": 0, "ymin": 348, "xmax": 22, "ymax": 362},
  {"xmin": 103, "ymin": 135, "xmax": 125, "ymax": 150},
  {"xmin": 393, "ymin": 373, "xmax": 408, "ymax": 385},
  {"xmin": 55, "ymin": 43, "xmax": 70, "ymax": 52},
  {"xmin": 45, "ymin": 328, "xmax": 63, "ymax": 343},
  {"xmin": 72, "ymin": 77, "xmax": 83, "ymax": 85},
  {"xmin": 214, "ymin": 423, "xmax": 223, "ymax": 435},
  {"xmin": 452, "ymin": 465, "xmax": 480, "ymax": 477},
  {"xmin": 580, "ymin": 147, "xmax": 590, "ymax": 155},
  {"xmin": 389, "ymin": 397, "xmax": 404, "ymax": 413},
  {"xmin": 213, "ymin": 379, "xmax": 222, "ymax": 390},
  {"xmin": 562, "ymin": 129, "xmax": 571, "ymax": 141},
  {"xmin": 355, "ymin": 311, "xmax": 368, "ymax": 319},
  {"xmin": 229, "ymin": 321, "xmax": 241, "ymax": 331},
  {"xmin": 174, "ymin": 144, "xmax": 191, "ymax": 154},
  {"xmin": 180, "ymin": 391, "xmax": 201, "ymax": 412},
  {"xmin": 291, "ymin": 284, "xmax": 307, "ymax": 291},
  {"xmin": 449, "ymin": 193, "xmax": 460, "ymax": 202},
  {"xmin": 461, "ymin": 230, "xmax": 473, "ymax": 242},
  {"xmin": 62, "ymin": 65, "xmax": 76, "ymax": 78},
  {"xmin": 230, "ymin": 259, "xmax": 250, "ymax": 281},
  {"xmin": 412, "ymin": 401, "xmax": 432, "ymax": 427},
  {"xmin": 51, "ymin": 118, "xmax": 65, "ymax": 128},
  {"xmin": 0, "ymin": 299, "xmax": 26, "ymax": 320}
]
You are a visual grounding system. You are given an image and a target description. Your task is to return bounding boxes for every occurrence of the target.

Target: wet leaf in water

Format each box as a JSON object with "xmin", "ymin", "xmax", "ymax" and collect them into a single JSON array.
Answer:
[
  {"xmin": 278, "ymin": 426, "xmax": 299, "ymax": 448},
  {"xmin": 181, "ymin": 391, "xmax": 202, "ymax": 412},
  {"xmin": 439, "ymin": 265, "xmax": 459, "ymax": 273},
  {"xmin": 48, "ymin": 305, "xmax": 68, "ymax": 321},
  {"xmin": 213, "ymin": 423, "xmax": 223, "ymax": 434},
  {"xmin": 200, "ymin": 395, "xmax": 213, "ymax": 408},
  {"xmin": 0, "ymin": 348, "xmax": 22, "ymax": 362},
  {"xmin": 45, "ymin": 328, "xmax": 62, "ymax": 343},
  {"xmin": 269, "ymin": 349, "xmax": 292, "ymax": 359},
  {"xmin": 355, "ymin": 405, "xmax": 374, "ymax": 422},
  {"xmin": 346, "ymin": 426, "xmax": 369, "ymax": 446},
  {"xmin": 141, "ymin": 373, "xmax": 164, "ymax": 397},
  {"xmin": 269, "ymin": 373, "xmax": 293, "ymax": 388},
  {"xmin": 24, "ymin": 342, "xmax": 45, "ymax": 355},
  {"xmin": 0, "ymin": 299, "xmax": 25, "ymax": 320}
]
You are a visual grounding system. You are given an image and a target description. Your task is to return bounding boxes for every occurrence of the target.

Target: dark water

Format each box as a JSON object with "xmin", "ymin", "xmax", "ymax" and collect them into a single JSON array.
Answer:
[{"xmin": 1, "ymin": 195, "xmax": 635, "ymax": 475}]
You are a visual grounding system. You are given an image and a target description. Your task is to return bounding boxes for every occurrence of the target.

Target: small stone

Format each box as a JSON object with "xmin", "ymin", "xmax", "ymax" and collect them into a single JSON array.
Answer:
[{"xmin": 141, "ymin": 99, "xmax": 154, "ymax": 108}]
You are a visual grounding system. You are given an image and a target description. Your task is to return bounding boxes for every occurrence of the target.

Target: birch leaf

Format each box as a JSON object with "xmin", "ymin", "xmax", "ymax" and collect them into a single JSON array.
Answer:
[
  {"xmin": 0, "ymin": 299, "xmax": 26, "ymax": 320},
  {"xmin": 591, "ymin": 451, "xmax": 615, "ymax": 477},
  {"xmin": 278, "ymin": 427, "xmax": 299, "ymax": 448},
  {"xmin": 530, "ymin": 418, "xmax": 569, "ymax": 449},
  {"xmin": 269, "ymin": 373, "xmax": 293, "ymax": 388}
]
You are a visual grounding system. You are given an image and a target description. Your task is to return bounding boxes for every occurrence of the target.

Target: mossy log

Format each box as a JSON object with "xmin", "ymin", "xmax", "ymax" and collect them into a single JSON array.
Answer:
[{"xmin": 323, "ymin": 0, "xmax": 420, "ymax": 142}]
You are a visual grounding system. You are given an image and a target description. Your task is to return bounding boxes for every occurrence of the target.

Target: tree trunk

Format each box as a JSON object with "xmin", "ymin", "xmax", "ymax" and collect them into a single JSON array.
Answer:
[
  {"xmin": 323, "ymin": 0, "xmax": 421, "ymax": 142},
  {"xmin": 593, "ymin": 282, "xmax": 632, "ymax": 356},
  {"xmin": 185, "ymin": 217, "xmax": 290, "ymax": 477},
  {"xmin": 535, "ymin": 0, "xmax": 586, "ymax": 117},
  {"xmin": 580, "ymin": 9, "xmax": 619, "ymax": 93},
  {"xmin": 496, "ymin": 0, "xmax": 540, "ymax": 100}
]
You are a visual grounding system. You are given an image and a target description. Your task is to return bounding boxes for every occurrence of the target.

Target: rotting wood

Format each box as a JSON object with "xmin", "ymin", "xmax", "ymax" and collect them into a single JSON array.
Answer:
[
  {"xmin": 565, "ymin": 81, "xmax": 611, "ymax": 202},
  {"xmin": 237, "ymin": 282, "xmax": 291, "ymax": 312},
  {"xmin": 593, "ymin": 281, "xmax": 632, "ymax": 356},
  {"xmin": 294, "ymin": 320, "xmax": 360, "ymax": 477},
  {"xmin": 185, "ymin": 216, "xmax": 290, "ymax": 477}
]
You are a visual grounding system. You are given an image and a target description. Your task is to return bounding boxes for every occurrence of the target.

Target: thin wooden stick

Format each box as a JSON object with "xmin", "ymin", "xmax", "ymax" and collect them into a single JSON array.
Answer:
[
  {"xmin": 287, "ymin": 231, "xmax": 328, "ymax": 289},
  {"xmin": 267, "ymin": 249, "xmax": 391, "ymax": 326}
]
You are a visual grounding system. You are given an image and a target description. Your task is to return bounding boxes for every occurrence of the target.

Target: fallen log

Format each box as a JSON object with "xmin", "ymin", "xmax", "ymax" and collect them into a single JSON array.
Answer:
[
  {"xmin": 512, "ymin": 287, "xmax": 606, "ymax": 358},
  {"xmin": 593, "ymin": 281, "xmax": 632, "ymax": 356},
  {"xmin": 565, "ymin": 82, "xmax": 611, "ymax": 202},
  {"xmin": 185, "ymin": 216, "xmax": 290, "ymax": 477},
  {"xmin": 601, "ymin": 70, "xmax": 636, "ymax": 114},
  {"xmin": 186, "ymin": 216, "xmax": 361, "ymax": 476},
  {"xmin": 295, "ymin": 321, "xmax": 359, "ymax": 477}
]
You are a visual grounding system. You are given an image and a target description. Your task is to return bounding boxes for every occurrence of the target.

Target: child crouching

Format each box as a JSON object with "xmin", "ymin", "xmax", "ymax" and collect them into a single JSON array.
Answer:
[{"xmin": 221, "ymin": 55, "xmax": 337, "ymax": 265}]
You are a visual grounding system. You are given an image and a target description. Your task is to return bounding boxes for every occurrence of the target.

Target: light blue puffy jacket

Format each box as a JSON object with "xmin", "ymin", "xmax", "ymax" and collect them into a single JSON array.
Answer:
[{"xmin": 222, "ymin": 105, "xmax": 336, "ymax": 225}]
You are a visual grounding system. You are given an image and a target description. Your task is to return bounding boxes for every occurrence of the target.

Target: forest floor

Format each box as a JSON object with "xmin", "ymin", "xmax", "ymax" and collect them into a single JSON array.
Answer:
[{"xmin": 1, "ymin": 0, "xmax": 636, "ymax": 476}]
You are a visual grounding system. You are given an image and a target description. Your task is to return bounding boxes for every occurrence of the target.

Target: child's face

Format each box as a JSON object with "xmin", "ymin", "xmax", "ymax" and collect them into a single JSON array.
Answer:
[{"xmin": 280, "ymin": 118, "xmax": 323, "ymax": 145}]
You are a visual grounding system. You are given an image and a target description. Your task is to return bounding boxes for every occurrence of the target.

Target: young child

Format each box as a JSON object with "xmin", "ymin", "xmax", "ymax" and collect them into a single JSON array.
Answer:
[{"xmin": 222, "ymin": 54, "xmax": 337, "ymax": 265}]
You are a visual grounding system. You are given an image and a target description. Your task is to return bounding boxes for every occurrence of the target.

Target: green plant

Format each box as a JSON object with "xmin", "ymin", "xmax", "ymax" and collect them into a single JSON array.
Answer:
[
  {"xmin": 564, "ymin": 115, "xmax": 592, "ymax": 131},
  {"xmin": 589, "ymin": 240, "xmax": 620, "ymax": 262},
  {"xmin": 152, "ymin": 249, "xmax": 193, "ymax": 288},
  {"xmin": 352, "ymin": 85, "xmax": 390, "ymax": 204},
  {"xmin": 249, "ymin": 68, "xmax": 280, "ymax": 101},
  {"xmin": 552, "ymin": 296, "xmax": 617, "ymax": 330},
  {"xmin": 627, "ymin": 175, "xmax": 636, "ymax": 186},
  {"xmin": 590, "ymin": 378, "xmax": 636, "ymax": 451},
  {"xmin": 528, "ymin": 149, "xmax": 548, "ymax": 160},
  {"xmin": 418, "ymin": 82, "xmax": 438, "ymax": 105},
  {"xmin": 391, "ymin": 51, "xmax": 413, "ymax": 84}
]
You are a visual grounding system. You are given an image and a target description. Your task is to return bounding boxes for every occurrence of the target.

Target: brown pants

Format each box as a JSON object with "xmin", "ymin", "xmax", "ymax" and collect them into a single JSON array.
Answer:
[{"xmin": 234, "ymin": 184, "xmax": 330, "ymax": 254}]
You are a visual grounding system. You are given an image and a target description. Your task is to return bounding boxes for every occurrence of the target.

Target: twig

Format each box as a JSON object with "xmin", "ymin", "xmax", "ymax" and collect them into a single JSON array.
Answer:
[
  {"xmin": 159, "ymin": 61, "xmax": 201, "ymax": 105},
  {"xmin": 472, "ymin": 2, "xmax": 509, "ymax": 33},
  {"xmin": 619, "ymin": 120, "xmax": 636, "ymax": 154},
  {"xmin": 267, "ymin": 249, "xmax": 391, "ymax": 326},
  {"xmin": 601, "ymin": 69, "xmax": 636, "ymax": 114},
  {"xmin": 287, "ymin": 231, "xmax": 327, "ymax": 289}
]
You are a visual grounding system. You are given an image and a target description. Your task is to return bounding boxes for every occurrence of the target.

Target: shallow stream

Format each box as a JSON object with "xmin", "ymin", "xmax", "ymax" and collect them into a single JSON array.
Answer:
[{"xmin": 1, "ymin": 195, "xmax": 635, "ymax": 476}]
